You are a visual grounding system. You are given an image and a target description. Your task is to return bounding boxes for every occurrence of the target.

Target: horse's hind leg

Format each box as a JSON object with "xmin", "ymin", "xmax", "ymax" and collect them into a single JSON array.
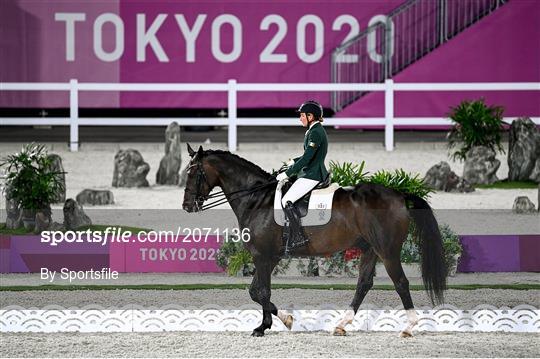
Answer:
[
  {"xmin": 382, "ymin": 257, "xmax": 418, "ymax": 337},
  {"xmin": 249, "ymin": 270, "xmax": 293, "ymax": 330},
  {"xmin": 334, "ymin": 248, "xmax": 377, "ymax": 336}
]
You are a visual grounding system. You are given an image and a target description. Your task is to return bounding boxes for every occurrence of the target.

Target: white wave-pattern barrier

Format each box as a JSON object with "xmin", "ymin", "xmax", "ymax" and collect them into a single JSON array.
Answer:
[{"xmin": 1, "ymin": 305, "xmax": 538, "ymax": 333}]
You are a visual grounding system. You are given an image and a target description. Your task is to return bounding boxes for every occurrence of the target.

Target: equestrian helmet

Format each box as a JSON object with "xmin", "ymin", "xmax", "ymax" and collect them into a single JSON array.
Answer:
[{"xmin": 297, "ymin": 100, "xmax": 323, "ymax": 119}]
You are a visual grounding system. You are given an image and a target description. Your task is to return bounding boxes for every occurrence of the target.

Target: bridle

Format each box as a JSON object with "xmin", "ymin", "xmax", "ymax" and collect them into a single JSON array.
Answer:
[
  {"xmin": 184, "ymin": 161, "xmax": 209, "ymax": 211},
  {"xmin": 185, "ymin": 159, "xmax": 278, "ymax": 212}
]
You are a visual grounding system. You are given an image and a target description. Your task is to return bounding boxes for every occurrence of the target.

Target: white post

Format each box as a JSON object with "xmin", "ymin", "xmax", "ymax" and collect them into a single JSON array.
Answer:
[
  {"xmin": 384, "ymin": 79, "xmax": 394, "ymax": 151},
  {"xmin": 228, "ymin": 79, "xmax": 238, "ymax": 152},
  {"xmin": 69, "ymin": 79, "xmax": 79, "ymax": 151}
]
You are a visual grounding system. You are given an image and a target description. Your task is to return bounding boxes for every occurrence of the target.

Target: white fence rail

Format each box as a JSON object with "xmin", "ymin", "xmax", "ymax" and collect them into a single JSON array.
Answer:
[{"xmin": 1, "ymin": 79, "xmax": 539, "ymax": 152}]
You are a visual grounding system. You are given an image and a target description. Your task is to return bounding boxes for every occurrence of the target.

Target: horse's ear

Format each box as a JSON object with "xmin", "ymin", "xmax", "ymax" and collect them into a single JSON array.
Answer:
[
  {"xmin": 187, "ymin": 143, "xmax": 195, "ymax": 157},
  {"xmin": 197, "ymin": 145, "xmax": 203, "ymax": 155}
]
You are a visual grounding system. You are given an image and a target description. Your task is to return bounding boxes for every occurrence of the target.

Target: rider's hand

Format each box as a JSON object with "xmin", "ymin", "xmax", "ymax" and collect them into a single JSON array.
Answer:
[
  {"xmin": 286, "ymin": 159, "xmax": 295, "ymax": 167},
  {"xmin": 276, "ymin": 172, "xmax": 289, "ymax": 182}
]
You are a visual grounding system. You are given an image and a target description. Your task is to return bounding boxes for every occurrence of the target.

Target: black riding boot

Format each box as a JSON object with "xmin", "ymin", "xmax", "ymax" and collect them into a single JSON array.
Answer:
[{"xmin": 283, "ymin": 201, "xmax": 309, "ymax": 252}]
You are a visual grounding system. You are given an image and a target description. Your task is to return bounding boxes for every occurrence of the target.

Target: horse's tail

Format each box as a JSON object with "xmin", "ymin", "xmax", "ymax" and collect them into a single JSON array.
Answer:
[{"xmin": 405, "ymin": 194, "xmax": 447, "ymax": 305}]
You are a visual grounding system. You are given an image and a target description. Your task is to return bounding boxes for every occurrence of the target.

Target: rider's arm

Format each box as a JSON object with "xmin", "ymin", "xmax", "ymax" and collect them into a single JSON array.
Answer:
[{"xmin": 285, "ymin": 131, "xmax": 321, "ymax": 177}]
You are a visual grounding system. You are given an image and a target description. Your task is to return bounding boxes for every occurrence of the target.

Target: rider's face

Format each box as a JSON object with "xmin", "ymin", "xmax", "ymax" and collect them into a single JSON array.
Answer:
[{"xmin": 299, "ymin": 113, "xmax": 311, "ymax": 127}]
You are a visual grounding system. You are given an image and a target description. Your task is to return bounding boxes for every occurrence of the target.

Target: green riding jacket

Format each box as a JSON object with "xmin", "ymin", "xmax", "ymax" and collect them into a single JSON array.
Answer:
[{"xmin": 285, "ymin": 121, "xmax": 329, "ymax": 182}]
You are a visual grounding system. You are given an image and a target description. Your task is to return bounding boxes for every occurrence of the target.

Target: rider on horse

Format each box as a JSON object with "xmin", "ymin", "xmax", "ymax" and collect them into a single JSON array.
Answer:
[{"xmin": 276, "ymin": 100, "xmax": 329, "ymax": 250}]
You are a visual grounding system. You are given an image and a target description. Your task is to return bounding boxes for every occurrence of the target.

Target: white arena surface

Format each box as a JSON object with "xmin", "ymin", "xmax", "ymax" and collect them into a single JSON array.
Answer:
[{"xmin": 1, "ymin": 272, "xmax": 540, "ymax": 357}]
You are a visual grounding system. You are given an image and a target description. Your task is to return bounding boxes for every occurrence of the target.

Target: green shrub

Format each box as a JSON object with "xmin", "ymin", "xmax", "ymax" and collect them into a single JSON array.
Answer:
[
  {"xmin": 318, "ymin": 249, "xmax": 363, "ymax": 277},
  {"xmin": 400, "ymin": 239, "xmax": 421, "ymax": 263},
  {"xmin": 400, "ymin": 223, "xmax": 462, "ymax": 274},
  {"xmin": 329, "ymin": 160, "xmax": 368, "ymax": 186},
  {"xmin": 228, "ymin": 249, "xmax": 254, "ymax": 276},
  {"xmin": 447, "ymin": 98, "xmax": 505, "ymax": 161},
  {"xmin": 439, "ymin": 223, "xmax": 463, "ymax": 271},
  {"xmin": 1, "ymin": 143, "xmax": 65, "ymax": 210},
  {"xmin": 368, "ymin": 169, "xmax": 434, "ymax": 200},
  {"xmin": 216, "ymin": 236, "xmax": 291, "ymax": 276},
  {"xmin": 329, "ymin": 161, "xmax": 433, "ymax": 200},
  {"xmin": 296, "ymin": 257, "xmax": 320, "ymax": 276},
  {"xmin": 216, "ymin": 240, "xmax": 253, "ymax": 276}
]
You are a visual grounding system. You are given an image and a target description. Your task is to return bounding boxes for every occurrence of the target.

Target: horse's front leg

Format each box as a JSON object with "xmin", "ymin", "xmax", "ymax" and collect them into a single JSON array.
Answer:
[
  {"xmin": 249, "ymin": 271, "xmax": 293, "ymax": 331},
  {"xmin": 251, "ymin": 257, "xmax": 275, "ymax": 337}
]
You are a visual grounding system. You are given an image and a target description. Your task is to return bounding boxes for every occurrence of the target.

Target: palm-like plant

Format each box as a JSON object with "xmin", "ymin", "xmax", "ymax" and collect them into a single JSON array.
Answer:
[
  {"xmin": 447, "ymin": 98, "xmax": 505, "ymax": 161},
  {"xmin": 369, "ymin": 169, "xmax": 434, "ymax": 200},
  {"xmin": 329, "ymin": 160, "xmax": 368, "ymax": 186},
  {"xmin": 329, "ymin": 162, "xmax": 433, "ymax": 200},
  {"xmin": 1, "ymin": 143, "xmax": 65, "ymax": 210}
]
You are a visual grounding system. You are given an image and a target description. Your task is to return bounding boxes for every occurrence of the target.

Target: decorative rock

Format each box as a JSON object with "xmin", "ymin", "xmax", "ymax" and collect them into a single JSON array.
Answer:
[
  {"xmin": 463, "ymin": 146, "xmax": 500, "ymax": 185},
  {"xmin": 508, "ymin": 117, "xmax": 540, "ymax": 182},
  {"xmin": 424, "ymin": 162, "xmax": 451, "ymax": 190},
  {"xmin": 178, "ymin": 164, "xmax": 189, "ymax": 187},
  {"xmin": 35, "ymin": 209, "xmax": 52, "ymax": 233},
  {"xmin": 156, "ymin": 122, "xmax": 182, "ymax": 185},
  {"xmin": 112, "ymin": 149, "xmax": 150, "ymax": 187},
  {"xmin": 47, "ymin": 154, "xmax": 66, "ymax": 203},
  {"xmin": 512, "ymin": 196, "xmax": 536, "ymax": 214},
  {"xmin": 5, "ymin": 185, "xmax": 22, "ymax": 229},
  {"xmin": 447, "ymin": 173, "xmax": 475, "ymax": 193},
  {"xmin": 424, "ymin": 161, "xmax": 474, "ymax": 193},
  {"xmin": 530, "ymin": 158, "xmax": 540, "ymax": 183},
  {"xmin": 48, "ymin": 222, "xmax": 65, "ymax": 231},
  {"xmin": 21, "ymin": 209, "xmax": 36, "ymax": 231},
  {"xmin": 63, "ymin": 199, "xmax": 92, "ymax": 230},
  {"xmin": 76, "ymin": 189, "xmax": 114, "ymax": 205}
]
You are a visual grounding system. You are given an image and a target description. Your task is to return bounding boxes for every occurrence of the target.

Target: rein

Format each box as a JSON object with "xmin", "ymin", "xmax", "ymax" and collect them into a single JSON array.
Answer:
[
  {"xmin": 187, "ymin": 161, "xmax": 279, "ymax": 211},
  {"xmin": 199, "ymin": 181, "xmax": 277, "ymax": 210}
]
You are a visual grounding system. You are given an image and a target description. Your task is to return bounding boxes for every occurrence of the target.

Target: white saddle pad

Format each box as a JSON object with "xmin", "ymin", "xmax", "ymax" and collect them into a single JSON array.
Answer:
[{"xmin": 274, "ymin": 182, "xmax": 341, "ymax": 226}]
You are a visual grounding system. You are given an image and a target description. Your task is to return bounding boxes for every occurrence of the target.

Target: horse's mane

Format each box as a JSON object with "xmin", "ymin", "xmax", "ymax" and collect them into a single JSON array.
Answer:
[{"xmin": 203, "ymin": 149, "xmax": 274, "ymax": 180}]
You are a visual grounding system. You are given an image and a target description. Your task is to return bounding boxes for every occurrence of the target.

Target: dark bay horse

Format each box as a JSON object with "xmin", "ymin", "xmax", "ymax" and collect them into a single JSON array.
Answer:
[{"xmin": 182, "ymin": 144, "xmax": 447, "ymax": 337}]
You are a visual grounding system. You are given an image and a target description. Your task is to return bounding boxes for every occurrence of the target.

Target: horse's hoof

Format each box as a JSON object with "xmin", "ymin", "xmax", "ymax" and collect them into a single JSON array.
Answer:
[
  {"xmin": 399, "ymin": 329, "xmax": 413, "ymax": 338},
  {"xmin": 333, "ymin": 327, "xmax": 347, "ymax": 336},
  {"xmin": 251, "ymin": 330, "xmax": 265, "ymax": 337},
  {"xmin": 284, "ymin": 315, "xmax": 294, "ymax": 330}
]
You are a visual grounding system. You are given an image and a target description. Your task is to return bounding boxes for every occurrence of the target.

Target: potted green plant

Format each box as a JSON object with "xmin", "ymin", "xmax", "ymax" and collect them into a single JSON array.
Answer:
[
  {"xmin": 318, "ymin": 248, "xmax": 362, "ymax": 277},
  {"xmin": 398, "ymin": 223, "xmax": 462, "ymax": 277},
  {"xmin": 447, "ymin": 98, "xmax": 505, "ymax": 161},
  {"xmin": 439, "ymin": 224, "xmax": 463, "ymax": 276},
  {"xmin": 1, "ymin": 143, "xmax": 65, "ymax": 230},
  {"xmin": 328, "ymin": 160, "xmax": 368, "ymax": 186},
  {"xmin": 216, "ymin": 240, "xmax": 252, "ymax": 276},
  {"xmin": 216, "ymin": 237, "xmax": 291, "ymax": 276},
  {"xmin": 329, "ymin": 161, "xmax": 434, "ymax": 201}
]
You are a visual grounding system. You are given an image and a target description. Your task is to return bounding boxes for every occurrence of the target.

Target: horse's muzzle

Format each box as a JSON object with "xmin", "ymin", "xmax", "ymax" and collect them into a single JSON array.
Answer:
[{"xmin": 182, "ymin": 200, "xmax": 203, "ymax": 213}]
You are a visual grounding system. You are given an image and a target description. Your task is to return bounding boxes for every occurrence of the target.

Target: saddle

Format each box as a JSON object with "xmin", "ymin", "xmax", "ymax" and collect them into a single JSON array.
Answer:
[
  {"xmin": 281, "ymin": 175, "xmax": 331, "ymax": 217},
  {"xmin": 273, "ymin": 175, "xmax": 340, "ymax": 227}
]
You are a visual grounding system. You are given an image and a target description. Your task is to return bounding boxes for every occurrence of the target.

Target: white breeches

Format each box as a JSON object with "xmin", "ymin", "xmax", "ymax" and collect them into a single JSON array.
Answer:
[{"xmin": 281, "ymin": 178, "xmax": 319, "ymax": 207}]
